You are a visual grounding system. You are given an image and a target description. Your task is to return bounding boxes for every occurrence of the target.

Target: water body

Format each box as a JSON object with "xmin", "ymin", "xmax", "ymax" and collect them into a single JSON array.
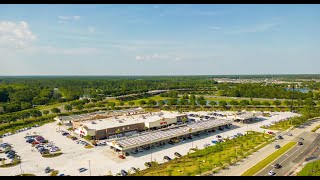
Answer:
[{"xmin": 285, "ymin": 88, "xmax": 310, "ymax": 93}]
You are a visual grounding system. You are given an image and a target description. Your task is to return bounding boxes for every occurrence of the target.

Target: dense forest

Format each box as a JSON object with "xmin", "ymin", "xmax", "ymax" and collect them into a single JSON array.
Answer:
[
  {"xmin": 221, "ymin": 83, "xmax": 318, "ymax": 100},
  {"xmin": 0, "ymin": 76, "xmax": 319, "ymax": 115}
]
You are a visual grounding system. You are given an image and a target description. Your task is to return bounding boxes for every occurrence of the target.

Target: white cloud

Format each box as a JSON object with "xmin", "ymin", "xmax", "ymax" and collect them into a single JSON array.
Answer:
[
  {"xmin": 0, "ymin": 21, "xmax": 37, "ymax": 49},
  {"xmin": 58, "ymin": 16, "xmax": 81, "ymax": 21},
  {"xmin": 21, "ymin": 46, "xmax": 102, "ymax": 55},
  {"xmin": 88, "ymin": 26, "xmax": 95, "ymax": 33},
  {"xmin": 57, "ymin": 16, "xmax": 81, "ymax": 24},
  {"xmin": 135, "ymin": 53, "xmax": 182, "ymax": 62},
  {"xmin": 228, "ymin": 22, "xmax": 280, "ymax": 34},
  {"xmin": 209, "ymin": 26, "xmax": 221, "ymax": 30}
]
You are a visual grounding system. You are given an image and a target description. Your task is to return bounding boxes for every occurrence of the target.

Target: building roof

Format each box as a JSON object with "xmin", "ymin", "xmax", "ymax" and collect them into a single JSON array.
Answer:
[
  {"xmin": 109, "ymin": 118, "xmax": 232, "ymax": 150},
  {"xmin": 80, "ymin": 111, "xmax": 185, "ymax": 131}
]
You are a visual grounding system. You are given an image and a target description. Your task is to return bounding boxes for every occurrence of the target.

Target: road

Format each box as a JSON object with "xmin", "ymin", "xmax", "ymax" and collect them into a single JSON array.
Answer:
[
  {"xmin": 255, "ymin": 132, "xmax": 320, "ymax": 176},
  {"xmin": 214, "ymin": 118, "xmax": 320, "ymax": 176}
]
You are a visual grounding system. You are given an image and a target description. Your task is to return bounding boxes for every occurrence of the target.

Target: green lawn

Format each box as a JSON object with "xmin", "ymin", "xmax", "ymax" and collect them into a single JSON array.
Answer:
[
  {"xmin": 131, "ymin": 131, "xmax": 273, "ymax": 176},
  {"xmin": 35, "ymin": 103, "xmax": 67, "ymax": 110},
  {"xmin": 297, "ymin": 160, "xmax": 320, "ymax": 176},
  {"xmin": 241, "ymin": 142, "xmax": 296, "ymax": 176}
]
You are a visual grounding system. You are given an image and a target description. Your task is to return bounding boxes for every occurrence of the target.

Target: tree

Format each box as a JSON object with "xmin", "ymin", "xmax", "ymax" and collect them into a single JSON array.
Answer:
[
  {"xmin": 181, "ymin": 116, "xmax": 188, "ymax": 123},
  {"xmin": 158, "ymin": 100, "xmax": 165, "ymax": 107},
  {"xmin": 229, "ymin": 100, "xmax": 238, "ymax": 106},
  {"xmin": 108, "ymin": 102, "xmax": 116, "ymax": 110},
  {"xmin": 167, "ymin": 99, "xmax": 178, "ymax": 106},
  {"xmin": 239, "ymin": 100, "xmax": 250, "ymax": 107},
  {"xmin": 219, "ymin": 100, "xmax": 227, "ymax": 108},
  {"xmin": 304, "ymin": 98, "xmax": 316, "ymax": 110},
  {"xmin": 75, "ymin": 105, "xmax": 84, "ymax": 111},
  {"xmin": 252, "ymin": 101, "xmax": 261, "ymax": 106},
  {"xmin": 43, "ymin": 110, "xmax": 49, "ymax": 115},
  {"xmin": 29, "ymin": 109, "xmax": 42, "ymax": 117},
  {"xmin": 147, "ymin": 99, "xmax": 157, "ymax": 106},
  {"xmin": 51, "ymin": 108, "xmax": 61, "ymax": 114},
  {"xmin": 21, "ymin": 102, "xmax": 32, "ymax": 110},
  {"xmin": 119, "ymin": 101, "xmax": 125, "ymax": 106},
  {"xmin": 64, "ymin": 104, "xmax": 72, "ymax": 112},
  {"xmin": 84, "ymin": 104, "xmax": 94, "ymax": 109},
  {"xmin": 262, "ymin": 101, "xmax": 271, "ymax": 107},
  {"xmin": 128, "ymin": 101, "xmax": 135, "ymax": 106},
  {"xmin": 115, "ymin": 129, "xmax": 121, "ymax": 135},
  {"xmin": 199, "ymin": 100, "xmax": 207, "ymax": 106},
  {"xmin": 182, "ymin": 93, "xmax": 189, "ymax": 99},
  {"xmin": 82, "ymin": 99, "xmax": 90, "ymax": 104},
  {"xmin": 283, "ymin": 100, "xmax": 292, "ymax": 107},
  {"xmin": 139, "ymin": 100, "xmax": 146, "ymax": 106},
  {"xmin": 5, "ymin": 103, "xmax": 21, "ymax": 113},
  {"xmin": 273, "ymin": 100, "xmax": 281, "ymax": 107},
  {"xmin": 209, "ymin": 101, "xmax": 217, "ymax": 107}
]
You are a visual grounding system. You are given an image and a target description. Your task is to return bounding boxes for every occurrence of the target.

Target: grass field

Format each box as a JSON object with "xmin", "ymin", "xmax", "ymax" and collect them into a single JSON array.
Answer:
[
  {"xmin": 297, "ymin": 160, "xmax": 320, "ymax": 176},
  {"xmin": 131, "ymin": 131, "xmax": 273, "ymax": 176},
  {"xmin": 241, "ymin": 142, "xmax": 296, "ymax": 176}
]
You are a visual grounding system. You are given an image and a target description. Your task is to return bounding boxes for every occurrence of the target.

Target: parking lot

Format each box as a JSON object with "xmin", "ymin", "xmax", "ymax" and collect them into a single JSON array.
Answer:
[{"xmin": 0, "ymin": 111, "xmax": 297, "ymax": 176}]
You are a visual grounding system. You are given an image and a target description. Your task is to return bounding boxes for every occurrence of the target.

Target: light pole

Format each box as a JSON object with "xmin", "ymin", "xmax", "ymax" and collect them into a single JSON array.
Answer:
[
  {"xmin": 19, "ymin": 157, "xmax": 23, "ymax": 175},
  {"xmin": 88, "ymin": 160, "xmax": 91, "ymax": 176}
]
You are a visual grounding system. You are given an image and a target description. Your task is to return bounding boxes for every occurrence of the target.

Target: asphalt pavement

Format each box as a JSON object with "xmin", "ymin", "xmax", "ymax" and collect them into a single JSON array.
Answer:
[{"xmin": 255, "ymin": 132, "xmax": 320, "ymax": 176}]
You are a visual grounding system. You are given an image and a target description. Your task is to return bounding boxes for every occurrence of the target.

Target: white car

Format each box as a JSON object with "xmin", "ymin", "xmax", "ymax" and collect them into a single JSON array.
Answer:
[{"xmin": 268, "ymin": 171, "xmax": 276, "ymax": 176}]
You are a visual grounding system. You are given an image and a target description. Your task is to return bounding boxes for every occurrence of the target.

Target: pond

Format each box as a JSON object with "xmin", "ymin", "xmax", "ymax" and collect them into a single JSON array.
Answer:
[{"xmin": 285, "ymin": 88, "xmax": 310, "ymax": 93}]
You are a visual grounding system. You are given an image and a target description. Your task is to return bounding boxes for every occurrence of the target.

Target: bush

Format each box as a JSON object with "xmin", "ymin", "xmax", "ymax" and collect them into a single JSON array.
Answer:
[
  {"xmin": 50, "ymin": 170, "xmax": 59, "ymax": 176},
  {"xmin": 42, "ymin": 152, "xmax": 62, "ymax": 158}
]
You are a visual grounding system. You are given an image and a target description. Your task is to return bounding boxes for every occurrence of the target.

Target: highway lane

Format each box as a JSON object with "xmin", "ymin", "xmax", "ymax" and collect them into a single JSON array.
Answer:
[{"xmin": 255, "ymin": 132, "xmax": 319, "ymax": 176}]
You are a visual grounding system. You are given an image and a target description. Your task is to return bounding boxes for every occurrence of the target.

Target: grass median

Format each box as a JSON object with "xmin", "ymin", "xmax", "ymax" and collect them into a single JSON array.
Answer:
[
  {"xmin": 241, "ymin": 141, "xmax": 296, "ymax": 176},
  {"xmin": 297, "ymin": 160, "xmax": 320, "ymax": 176}
]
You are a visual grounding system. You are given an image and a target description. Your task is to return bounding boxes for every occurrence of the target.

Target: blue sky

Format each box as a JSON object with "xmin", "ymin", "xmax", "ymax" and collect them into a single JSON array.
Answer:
[{"xmin": 0, "ymin": 4, "xmax": 320, "ymax": 75}]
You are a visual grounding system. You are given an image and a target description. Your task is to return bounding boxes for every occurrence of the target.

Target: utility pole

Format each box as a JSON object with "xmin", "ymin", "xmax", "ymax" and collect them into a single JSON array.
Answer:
[{"xmin": 88, "ymin": 160, "xmax": 91, "ymax": 176}]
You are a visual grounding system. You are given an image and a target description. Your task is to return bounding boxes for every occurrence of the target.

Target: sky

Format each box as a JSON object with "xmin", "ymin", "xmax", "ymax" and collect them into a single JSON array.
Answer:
[{"xmin": 0, "ymin": 4, "xmax": 320, "ymax": 75}]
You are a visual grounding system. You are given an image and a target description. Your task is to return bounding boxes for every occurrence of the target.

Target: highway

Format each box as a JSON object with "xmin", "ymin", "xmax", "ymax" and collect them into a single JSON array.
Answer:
[{"xmin": 255, "ymin": 132, "xmax": 320, "ymax": 176}]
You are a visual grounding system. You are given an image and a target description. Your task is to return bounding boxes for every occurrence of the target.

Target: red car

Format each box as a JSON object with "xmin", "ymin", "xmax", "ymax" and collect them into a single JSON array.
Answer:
[
  {"xmin": 119, "ymin": 155, "xmax": 125, "ymax": 159},
  {"xmin": 268, "ymin": 131, "xmax": 274, "ymax": 134}
]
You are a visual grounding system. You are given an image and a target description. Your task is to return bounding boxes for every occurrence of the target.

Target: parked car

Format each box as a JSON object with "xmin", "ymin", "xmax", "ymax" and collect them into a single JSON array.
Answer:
[
  {"xmin": 121, "ymin": 170, "xmax": 128, "ymax": 176},
  {"xmin": 163, "ymin": 156, "xmax": 172, "ymax": 161},
  {"xmin": 130, "ymin": 167, "xmax": 138, "ymax": 172},
  {"xmin": 268, "ymin": 131, "xmax": 274, "ymax": 134},
  {"xmin": 212, "ymin": 140, "xmax": 218, "ymax": 144},
  {"xmin": 237, "ymin": 133, "xmax": 243, "ymax": 136},
  {"xmin": 145, "ymin": 162, "xmax": 152, "ymax": 168},
  {"xmin": 45, "ymin": 167, "xmax": 51, "ymax": 173},
  {"xmin": 298, "ymin": 142, "xmax": 303, "ymax": 146},
  {"xmin": 218, "ymin": 139, "xmax": 224, "ymax": 143},
  {"xmin": 299, "ymin": 138, "xmax": 304, "ymax": 141},
  {"xmin": 78, "ymin": 168, "xmax": 88, "ymax": 173},
  {"xmin": 286, "ymin": 133, "xmax": 293, "ymax": 136},
  {"xmin": 216, "ymin": 135, "xmax": 222, "ymax": 138},
  {"xmin": 119, "ymin": 155, "xmax": 125, "ymax": 159},
  {"xmin": 275, "ymin": 145, "xmax": 281, "ymax": 149},
  {"xmin": 174, "ymin": 152, "xmax": 182, "ymax": 158}
]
